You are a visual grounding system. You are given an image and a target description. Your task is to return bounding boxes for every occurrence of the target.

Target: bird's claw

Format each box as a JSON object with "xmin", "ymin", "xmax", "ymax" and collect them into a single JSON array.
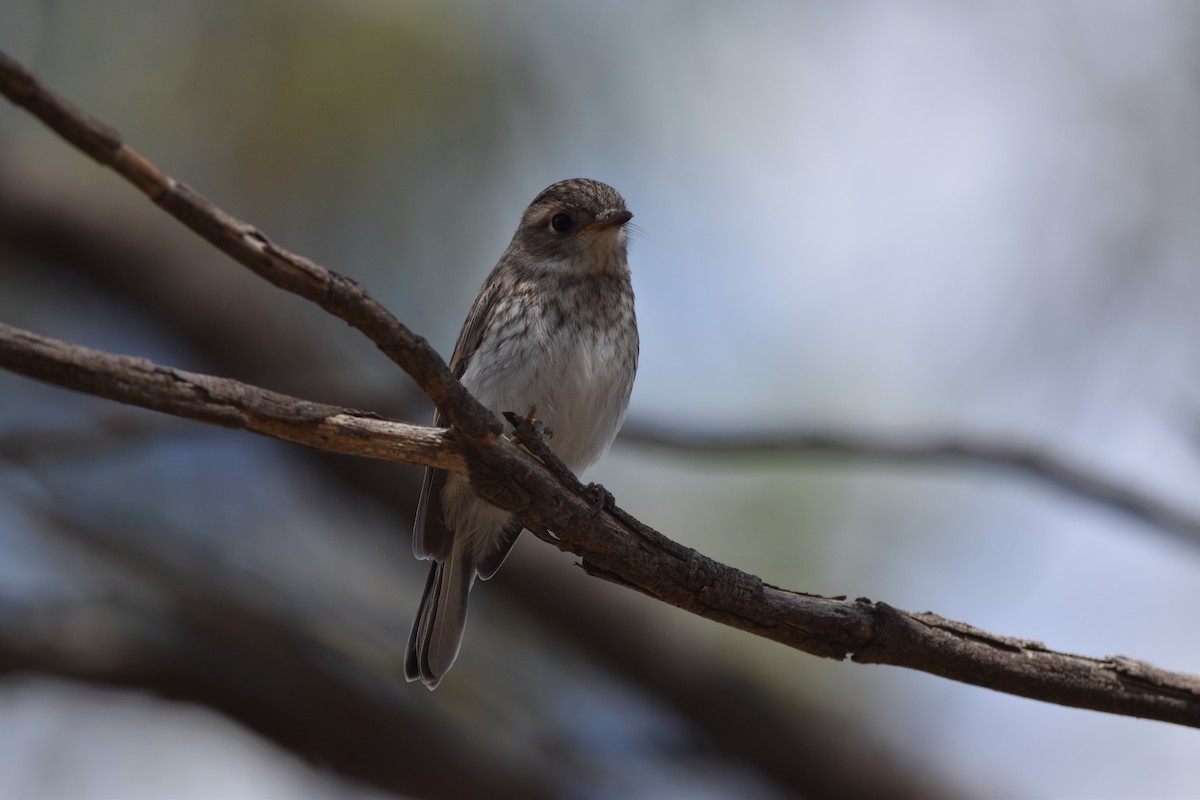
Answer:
[
  {"xmin": 504, "ymin": 409, "xmax": 553, "ymax": 443},
  {"xmin": 524, "ymin": 408, "xmax": 553, "ymax": 440},
  {"xmin": 504, "ymin": 410, "xmax": 597, "ymax": 510},
  {"xmin": 585, "ymin": 482, "xmax": 614, "ymax": 515}
]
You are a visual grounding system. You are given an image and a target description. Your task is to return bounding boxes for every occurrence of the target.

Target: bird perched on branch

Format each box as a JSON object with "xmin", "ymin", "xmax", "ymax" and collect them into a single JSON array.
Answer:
[{"xmin": 405, "ymin": 178, "xmax": 639, "ymax": 689}]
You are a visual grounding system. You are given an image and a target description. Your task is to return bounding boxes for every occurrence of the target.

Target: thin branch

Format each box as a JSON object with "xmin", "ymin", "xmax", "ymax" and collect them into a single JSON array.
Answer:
[
  {"xmin": 620, "ymin": 420, "xmax": 1200, "ymax": 550},
  {"xmin": 0, "ymin": 322, "xmax": 463, "ymax": 474},
  {"xmin": 3, "ymin": 49, "xmax": 1200, "ymax": 729},
  {"xmin": 0, "ymin": 49, "xmax": 497, "ymax": 445}
]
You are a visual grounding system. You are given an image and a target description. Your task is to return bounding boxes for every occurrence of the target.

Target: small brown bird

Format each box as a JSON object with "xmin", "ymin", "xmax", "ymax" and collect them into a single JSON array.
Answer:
[{"xmin": 405, "ymin": 178, "xmax": 639, "ymax": 689}]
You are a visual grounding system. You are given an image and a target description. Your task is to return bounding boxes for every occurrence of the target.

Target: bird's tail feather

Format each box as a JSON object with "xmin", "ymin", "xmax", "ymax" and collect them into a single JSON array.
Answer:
[{"xmin": 404, "ymin": 551, "xmax": 474, "ymax": 690}]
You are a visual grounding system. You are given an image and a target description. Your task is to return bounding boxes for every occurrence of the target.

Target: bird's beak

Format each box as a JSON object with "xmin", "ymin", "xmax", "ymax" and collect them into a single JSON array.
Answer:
[{"xmin": 576, "ymin": 209, "xmax": 633, "ymax": 237}]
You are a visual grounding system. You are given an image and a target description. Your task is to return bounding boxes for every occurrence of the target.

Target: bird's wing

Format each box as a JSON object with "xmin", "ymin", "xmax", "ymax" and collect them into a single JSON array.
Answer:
[
  {"xmin": 475, "ymin": 519, "xmax": 523, "ymax": 580},
  {"xmin": 448, "ymin": 273, "xmax": 505, "ymax": 381},
  {"xmin": 412, "ymin": 268, "xmax": 506, "ymax": 560}
]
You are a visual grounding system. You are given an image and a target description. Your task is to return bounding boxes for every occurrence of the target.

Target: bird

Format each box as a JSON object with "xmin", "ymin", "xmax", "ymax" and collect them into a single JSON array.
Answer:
[{"xmin": 404, "ymin": 178, "xmax": 639, "ymax": 689}]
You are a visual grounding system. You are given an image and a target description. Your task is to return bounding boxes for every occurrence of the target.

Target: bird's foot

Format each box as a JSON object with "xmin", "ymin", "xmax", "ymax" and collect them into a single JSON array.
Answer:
[
  {"xmin": 504, "ymin": 410, "xmax": 541, "ymax": 443},
  {"xmin": 503, "ymin": 410, "xmax": 585, "ymax": 495},
  {"xmin": 504, "ymin": 409, "xmax": 554, "ymax": 442},
  {"xmin": 585, "ymin": 482, "xmax": 615, "ymax": 515},
  {"xmin": 504, "ymin": 410, "xmax": 556, "ymax": 461}
]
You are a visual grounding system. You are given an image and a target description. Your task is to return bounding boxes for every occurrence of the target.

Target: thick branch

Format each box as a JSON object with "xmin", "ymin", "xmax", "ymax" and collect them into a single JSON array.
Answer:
[
  {"xmin": 474, "ymin": 428, "xmax": 1200, "ymax": 727},
  {"xmin": 8, "ymin": 324, "xmax": 1200, "ymax": 729},
  {"xmin": 0, "ymin": 322, "xmax": 463, "ymax": 474},
  {"xmin": 3, "ymin": 49, "xmax": 1200, "ymax": 729}
]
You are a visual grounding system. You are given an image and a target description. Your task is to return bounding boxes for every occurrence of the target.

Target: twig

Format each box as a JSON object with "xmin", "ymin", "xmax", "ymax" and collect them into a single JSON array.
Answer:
[
  {"xmin": 620, "ymin": 421, "xmax": 1200, "ymax": 549},
  {"xmin": 3, "ymin": 49, "xmax": 1200, "ymax": 729}
]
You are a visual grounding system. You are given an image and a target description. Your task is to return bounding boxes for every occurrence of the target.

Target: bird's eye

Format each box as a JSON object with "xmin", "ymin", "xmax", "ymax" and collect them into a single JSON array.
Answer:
[{"xmin": 550, "ymin": 213, "xmax": 573, "ymax": 233}]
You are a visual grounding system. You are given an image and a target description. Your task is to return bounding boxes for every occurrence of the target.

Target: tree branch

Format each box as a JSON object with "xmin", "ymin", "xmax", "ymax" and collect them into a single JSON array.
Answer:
[
  {"xmin": 3, "ymin": 49, "xmax": 1200, "ymax": 729},
  {"xmin": 7, "ymin": 313, "xmax": 1200, "ymax": 730},
  {"xmin": 620, "ymin": 420, "xmax": 1200, "ymax": 550},
  {"xmin": 0, "ymin": 49, "xmax": 497, "ymax": 445},
  {"xmin": 0, "ymin": 322, "xmax": 463, "ymax": 474}
]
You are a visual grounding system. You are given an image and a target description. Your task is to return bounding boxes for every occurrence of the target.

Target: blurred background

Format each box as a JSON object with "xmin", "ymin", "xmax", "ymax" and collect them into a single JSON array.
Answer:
[{"xmin": 3, "ymin": 1, "xmax": 1200, "ymax": 797}]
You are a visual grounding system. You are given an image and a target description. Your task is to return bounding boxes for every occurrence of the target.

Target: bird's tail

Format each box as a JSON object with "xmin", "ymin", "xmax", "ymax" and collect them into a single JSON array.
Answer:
[{"xmin": 404, "ymin": 550, "xmax": 474, "ymax": 690}]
